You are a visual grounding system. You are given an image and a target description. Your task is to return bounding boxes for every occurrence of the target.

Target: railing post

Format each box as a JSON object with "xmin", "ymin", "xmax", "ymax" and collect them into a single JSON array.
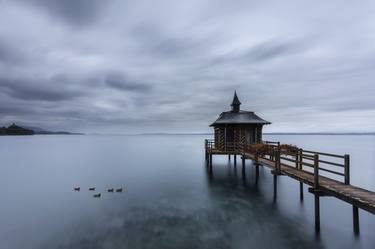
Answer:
[
  {"xmin": 295, "ymin": 149, "xmax": 299, "ymax": 169},
  {"xmin": 298, "ymin": 148, "xmax": 303, "ymax": 202},
  {"xmin": 274, "ymin": 149, "xmax": 277, "ymax": 170},
  {"xmin": 277, "ymin": 142, "xmax": 281, "ymax": 172},
  {"xmin": 344, "ymin": 154, "xmax": 350, "ymax": 185},
  {"xmin": 314, "ymin": 154, "xmax": 319, "ymax": 189}
]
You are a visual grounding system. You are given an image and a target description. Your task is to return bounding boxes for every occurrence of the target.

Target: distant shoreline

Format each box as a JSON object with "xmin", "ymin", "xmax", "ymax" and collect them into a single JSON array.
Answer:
[
  {"xmin": 131, "ymin": 132, "xmax": 375, "ymax": 136},
  {"xmin": 34, "ymin": 132, "xmax": 85, "ymax": 135},
  {"xmin": 264, "ymin": 132, "xmax": 375, "ymax": 136},
  {"xmin": 0, "ymin": 123, "xmax": 85, "ymax": 136}
]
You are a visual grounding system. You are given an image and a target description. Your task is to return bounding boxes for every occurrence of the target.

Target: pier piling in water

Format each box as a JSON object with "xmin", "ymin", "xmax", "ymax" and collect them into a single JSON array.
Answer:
[
  {"xmin": 353, "ymin": 206, "xmax": 359, "ymax": 235},
  {"xmin": 273, "ymin": 174, "xmax": 278, "ymax": 202},
  {"xmin": 315, "ymin": 194, "xmax": 320, "ymax": 232}
]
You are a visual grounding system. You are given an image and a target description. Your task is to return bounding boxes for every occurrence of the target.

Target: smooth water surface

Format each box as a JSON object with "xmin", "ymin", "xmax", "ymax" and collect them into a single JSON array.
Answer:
[{"xmin": 0, "ymin": 135, "xmax": 374, "ymax": 249}]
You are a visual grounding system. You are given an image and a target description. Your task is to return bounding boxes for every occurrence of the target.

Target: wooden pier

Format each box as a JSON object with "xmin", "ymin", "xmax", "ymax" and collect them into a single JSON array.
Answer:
[{"xmin": 204, "ymin": 139, "xmax": 375, "ymax": 234}]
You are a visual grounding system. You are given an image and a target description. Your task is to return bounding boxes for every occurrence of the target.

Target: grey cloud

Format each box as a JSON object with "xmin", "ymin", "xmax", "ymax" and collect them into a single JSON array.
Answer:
[
  {"xmin": 0, "ymin": 0, "xmax": 374, "ymax": 133},
  {"xmin": 130, "ymin": 24, "xmax": 211, "ymax": 61},
  {"xmin": 208, "ymin": 39, "xmax": 304, "ymax": 67},
  {"xmin": 15, "ymin": 0, "xmax": 106, "ymax": 26},
  {"xmin": 243, "ymin": 40, "xmax": 299, "ymax": 62},
  {"xmin": 0, "ymin": 99, "xmax": 36, "ymax": 115},
  {"xmin": 0, "ymin": 39, "xmax": 26, "ymax": 65}
]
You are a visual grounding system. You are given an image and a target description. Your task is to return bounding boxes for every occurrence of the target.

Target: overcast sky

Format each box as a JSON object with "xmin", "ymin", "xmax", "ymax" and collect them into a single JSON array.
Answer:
[{"xmin": 0, "ymin": 0, "xmax": 374, "ymax": 133}]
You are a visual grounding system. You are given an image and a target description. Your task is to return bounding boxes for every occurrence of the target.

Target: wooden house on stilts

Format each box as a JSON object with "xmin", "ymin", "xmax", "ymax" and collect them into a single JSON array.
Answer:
[{"xmin": 210, "ymin": 91, "xmax": 271, "ymax": 152}]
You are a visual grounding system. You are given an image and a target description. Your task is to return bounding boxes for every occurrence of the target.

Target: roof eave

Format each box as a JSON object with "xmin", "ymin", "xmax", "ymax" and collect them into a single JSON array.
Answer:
[{"xmin": 210, "ymin": 121, "xmax": 271, "ymax": 126}]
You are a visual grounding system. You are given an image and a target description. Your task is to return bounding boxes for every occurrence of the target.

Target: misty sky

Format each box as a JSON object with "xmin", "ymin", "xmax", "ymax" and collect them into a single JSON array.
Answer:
[{"xmin": 0, "ymin": 0, "xmax": 374, "ymax": 133}]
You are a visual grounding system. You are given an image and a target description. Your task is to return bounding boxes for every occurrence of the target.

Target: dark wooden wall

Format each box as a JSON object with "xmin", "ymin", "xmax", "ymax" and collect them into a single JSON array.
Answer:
[{"xmin": 214, "ymin": 124, "xmax": 263, "ymax": 149}]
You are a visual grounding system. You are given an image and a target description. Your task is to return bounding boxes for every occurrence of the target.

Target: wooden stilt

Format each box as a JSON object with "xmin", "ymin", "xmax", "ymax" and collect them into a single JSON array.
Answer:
[
  {"xmin": 242, "ymin": 156, "xmax": 245, "ymax": 168},
  {"xmin": 234, "ymin": 154, "xmax": 237, "ymax": 166},
  {"xmin": 300, "ymin": 182, "xmax": 304, "ymax": 202},
  {"xmin": 209, "ymin": 154, "xmax": 213, "ymax": 171},
  {"xmin": 273, "ymin": 174, "xmax": 277, "ymax": 202},
  {"xmin": 353, "ymin": 205, "xmax": 360, "ymax": 235},
  {"xmin": 255, "ymin": 164, "xmax": 259, "ymax": 184},
  {"xmin": 242, "ymin": 168, "xmax": 246, "ymax": 186},
  {"xmin": 315, "ymin": 194, "xmax": 320, "ymax": 232},
  {"xmin": 228, "ymin": 154, "xmax": 231, "ymax": 161}
]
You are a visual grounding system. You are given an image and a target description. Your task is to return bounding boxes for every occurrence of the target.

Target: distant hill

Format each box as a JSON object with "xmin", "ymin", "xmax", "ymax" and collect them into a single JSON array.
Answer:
[
  {"xmin": 0, "ymin": 123, "xmax": 84, "ymax": 136},
  {"xmin": 0, "ymin": 123, "xmax": 34, "ymax": 135}
]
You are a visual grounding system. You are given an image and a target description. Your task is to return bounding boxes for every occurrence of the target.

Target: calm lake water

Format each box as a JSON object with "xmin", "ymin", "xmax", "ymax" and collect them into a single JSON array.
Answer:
[{"xmin": 0, "ymin": 134, "xmax": 374, "ymax": 249}]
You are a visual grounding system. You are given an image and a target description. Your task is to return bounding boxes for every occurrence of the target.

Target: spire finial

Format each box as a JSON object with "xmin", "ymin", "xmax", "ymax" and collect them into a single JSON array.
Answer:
[{"xmin": 231, "ymin": 91, "xmax": 241, "ymax": 112}]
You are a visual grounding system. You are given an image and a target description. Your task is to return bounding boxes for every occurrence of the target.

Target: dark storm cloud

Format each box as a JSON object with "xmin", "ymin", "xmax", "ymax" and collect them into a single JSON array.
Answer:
[
  {"xmin": 105, "ymin": 72, "xmax": 152, "ymax": 92},
  {"xmin": 15, "ymin": 0, "xmax": 106, "ymax": 26},
  {"xmin": 0, "ymin": 76, "xmax": 83, "ymax": 101}
]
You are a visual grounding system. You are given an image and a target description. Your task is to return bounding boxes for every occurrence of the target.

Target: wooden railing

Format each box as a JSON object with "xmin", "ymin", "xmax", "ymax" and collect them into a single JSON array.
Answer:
[
  {"xmin": 279, "ymin": 149, "xmax": 349, "ymax": 185},
  {"xmin": 205, "ymin": 139, "xmax": 215, "ymax": 152},
  {"xmin": 205, "ymin": 139, "xmax": 246, "ymax": 153},
  {"xmin": 205, "ymin": 140, "xmax": 350, "ymax": 185}
]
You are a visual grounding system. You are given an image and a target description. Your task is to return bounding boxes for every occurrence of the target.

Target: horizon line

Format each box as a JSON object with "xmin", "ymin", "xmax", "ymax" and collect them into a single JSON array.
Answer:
[{"xmin": 85, "ymin": 132, "xmax": 375, "ymax": 136}]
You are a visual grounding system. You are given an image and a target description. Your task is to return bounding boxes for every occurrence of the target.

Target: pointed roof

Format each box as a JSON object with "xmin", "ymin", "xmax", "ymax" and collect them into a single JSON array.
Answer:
[
  {"xmin": 231, "ymin": 91, "xmax": 241, "ymax": 106},
  {"xmin": 210, "ymin": 111, "xmax": 271, "ymax": 126},
  {"xmin": 210, "ymin": 92, "xmax": 271, "ymax": 126}
]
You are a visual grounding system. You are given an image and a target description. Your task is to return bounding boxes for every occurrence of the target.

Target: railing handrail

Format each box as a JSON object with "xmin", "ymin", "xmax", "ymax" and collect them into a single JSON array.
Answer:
[
  {"xmin": 205, "ymin": 139, "xmax": 350, "ymax": 185},
  {"xmin": 302, "ymin": 149, "xmax": 345, "ymax": 159}
]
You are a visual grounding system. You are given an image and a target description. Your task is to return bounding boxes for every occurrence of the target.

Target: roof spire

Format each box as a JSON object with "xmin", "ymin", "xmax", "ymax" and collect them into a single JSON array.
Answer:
[{"xmin": 231, "ymin": 91, "xmax": 241, "ymax": 112}]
